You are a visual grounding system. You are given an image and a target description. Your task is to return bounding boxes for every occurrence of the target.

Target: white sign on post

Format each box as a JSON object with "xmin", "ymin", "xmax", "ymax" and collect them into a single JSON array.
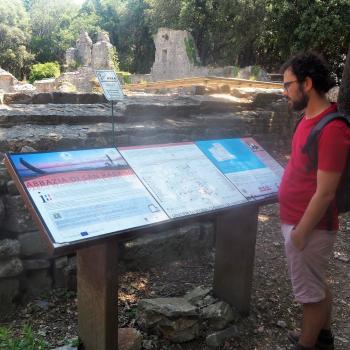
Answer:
[{"xmin": 95, "ymin": 70, "xmax": 124, "ymax": 101}]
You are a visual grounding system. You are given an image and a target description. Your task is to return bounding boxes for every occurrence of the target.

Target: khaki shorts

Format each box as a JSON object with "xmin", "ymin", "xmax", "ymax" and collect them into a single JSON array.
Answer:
[{"xmin": 281, "ymin": 223, "xmax": 336, "ymax": 304}]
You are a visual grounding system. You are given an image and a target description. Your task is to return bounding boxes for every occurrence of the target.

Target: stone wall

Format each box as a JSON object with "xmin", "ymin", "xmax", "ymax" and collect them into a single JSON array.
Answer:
[
  {"xmin": 151, "ymin": 28, "xmax": 209, "ymax": 81},
  {"xmin": 0, "ymin": 91, "xmax": 297, "ymax": 317}
]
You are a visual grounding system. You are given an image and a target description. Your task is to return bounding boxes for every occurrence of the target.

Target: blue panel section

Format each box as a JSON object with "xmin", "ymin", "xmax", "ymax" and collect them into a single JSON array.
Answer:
[
  {"xmin": 196, "ymin": 139, "xmax": 266, "ymax": 174},
  {"xmin": 9, "ymin": 148, "xmax": 127, "ymax": 180}
]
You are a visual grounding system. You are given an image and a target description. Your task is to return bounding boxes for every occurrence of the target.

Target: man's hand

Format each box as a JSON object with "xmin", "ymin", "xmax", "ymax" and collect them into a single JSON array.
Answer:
[{"xmin": 291, "ymin": 228, "xmax": 307, "ymax": 251}]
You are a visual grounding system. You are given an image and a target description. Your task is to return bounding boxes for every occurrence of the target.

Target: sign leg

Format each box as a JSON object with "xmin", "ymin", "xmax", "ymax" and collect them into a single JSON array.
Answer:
[
  {"xmin": 213, "ymin": 206, "xmax": 259, "ymax": 316},
  {"xmin": 77, "ymin": 241, "xmax": 118, "ymax": 350}
]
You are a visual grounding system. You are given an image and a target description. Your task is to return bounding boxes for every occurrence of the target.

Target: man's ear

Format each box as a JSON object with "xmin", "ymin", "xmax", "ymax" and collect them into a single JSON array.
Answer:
[{"xmin": 303, "ymin": 76, "xmax": 313, "ymax": 92}]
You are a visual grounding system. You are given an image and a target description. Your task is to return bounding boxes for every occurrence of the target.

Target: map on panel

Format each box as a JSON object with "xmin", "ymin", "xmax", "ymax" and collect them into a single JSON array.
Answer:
[
  {"xmin": 196, "ymin": 138, "xmax": 284, "ymax": 199},
  {"xmin": 7, "ymin": 148, "xmax": 168, "ymax": 244},
  {"xmin": 119, "ymin": 143, "xmax": 248, "ymax": 218}
]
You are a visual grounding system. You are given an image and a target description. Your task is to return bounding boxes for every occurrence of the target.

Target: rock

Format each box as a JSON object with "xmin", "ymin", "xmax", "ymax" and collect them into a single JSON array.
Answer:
[
  {"xmin": 334, "ymin": 251, "xmax": 350, "ymax": 263},
  {"xmin": 0, "ymin": 258, "xmax": 23, "ymax": 277},
  {"xmin": 0, "ymin": 239, "xmax": 20, "ymax": 257},
  {"xmin": 194, "ymin": 85, "xmax": 206, "ymax": 95},
  {"xmin": 20, "ymin": 145, "xmax": 37, "ymax": 153},
  {"xmin": 52, "ymin": 92, "xmax": 79, "ymax": 104},
  {"xmin": 63, "ymin": 255, "xmax": 77, "ymax": 291},
  {"xmin": 142, "ymin": 340, "xmax": 154, "ymax": 349},
  {"xmin": 252, "ymin": 92, "xmax": 283, "ymax": 108},
  {"xmin": 138, "ymin": 297, "xmax": 199, "ymax": 343},
  {"xmin": 3, "ymin": 195, "xmax": 36, "ymax": 233},
  {"xmin": 31, "ymin": 92, "xmax": 54, "ymax": 104},
  {"xmin": 76, "ymin": 31, "xmax": 93, "ymax": 66},
  {"xmin": 18, "ymin": 231, "xmax": 47, "ymax": 257},
  {"xmin": 34, "ymin": 299, "xmax": 50, "ymax": 311},
  {"xmin": 0, "ymin": 278, "xmax": 19, "ymax": 317},
  {"xmin": 92, "ymin": 40, "xmax": 114, "ymax": 69},
  {"xmin": 53, "ymin": 256, "xmax": 68, "ymax": 289},
  {"xmin": 276, "ymin": 320, "xmax": 287, "ymax": 328},
  {"xmin": 53, "ymin": 346, "xmax": 77, "ymax": 350},
  {"xmin": 3, "ymin": 93, "xmax": 33, "ymax": 104},
  {"xmin": 0, "ymin": 197, "xmax": 5, "ymax": 227},
  {"xmin": 201, "ymin": 301, "xmax": 237, "ymax": 330},
  {"xmin": 7, "ymin": 180, "xmax": 19, "ymax": 195},
  {"xmin": 122, "ymin": 223, "xmax": 214, "ymax": 270},
  {"xmin": 23, "ymin": 258, "xmax": 51, "ymax": 270},
  {"xmin": 65, "ymin": 47, "xmax": 79, "ymax": 70},
  {"xmin": 138, "ymin": 297, "xmax": 197, "ymax": 319},
  {"xmin": 220, "ymin": 84, "xmax": 231, "ymax": 94},
  {"xmin": 206, "ymin": 325, "xmax": 239, "ymax": 348},
  {"xmin": 157, "ymin": 317, "xmax": 199, "ymax": 343},
  {"xmin": 22, "ymin": 269, "xmax": 52, "ymax": 297},
  {"xmin": 118, "ymin": 328, "xmax": 142, "ymax": 350},
  {"xmin": 184, "ymin": 286, "xmax": 212, "ymax": 306}
]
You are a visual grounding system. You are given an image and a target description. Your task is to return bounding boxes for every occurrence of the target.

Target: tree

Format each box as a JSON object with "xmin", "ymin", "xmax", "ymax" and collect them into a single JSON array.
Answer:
[
  {"xmin": 257, "ymin": 0, "xmax": 350, "ymax": 77},
  {"xmin": 0, "ymin": 0, "xmax": 34, "ymax": 78},
  {"xmin": 338, "ymin": 44, "xmax": 350, "ymax": 115},
  {"xmin": 29, "ymin": 0, "xmax": 88, "ymax": 63},
  {"xmin": 80, "ymin": 0, "xmax": 154, "ymax": 73}
]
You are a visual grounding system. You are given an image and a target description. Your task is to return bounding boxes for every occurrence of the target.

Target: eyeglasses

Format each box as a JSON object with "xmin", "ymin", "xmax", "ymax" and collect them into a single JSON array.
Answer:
[{"xmin": 283, "ymin": 80, "xmax": 298, "ymax": 91}]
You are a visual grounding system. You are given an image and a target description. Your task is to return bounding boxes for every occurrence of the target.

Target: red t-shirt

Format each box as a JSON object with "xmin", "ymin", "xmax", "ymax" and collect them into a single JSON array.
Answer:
[{"xmin": 279, "ymin": 103, "xmax": 350, "ymax": 230}]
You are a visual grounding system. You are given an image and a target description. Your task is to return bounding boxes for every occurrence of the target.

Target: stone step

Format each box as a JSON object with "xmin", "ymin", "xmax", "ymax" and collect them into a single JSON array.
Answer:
[
  {"xmin": 0, "ymin": 94, "xmax": 268, "ymax": 126},
  {"xmin": 0, "ymin": 110, "xmax": 278, "ymax": 153}
]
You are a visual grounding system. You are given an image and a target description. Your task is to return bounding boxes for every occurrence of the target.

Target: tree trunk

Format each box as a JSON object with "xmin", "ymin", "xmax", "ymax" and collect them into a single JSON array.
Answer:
[{"xmin": 338, "ymin": 45, "xmax": 350, "ymax": 115}]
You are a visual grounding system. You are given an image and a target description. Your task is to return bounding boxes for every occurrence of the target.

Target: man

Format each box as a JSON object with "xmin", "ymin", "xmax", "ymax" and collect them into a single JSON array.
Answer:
[{"xmin": 278, "ymin": 52, "xmax": 350, "ymax": 350}]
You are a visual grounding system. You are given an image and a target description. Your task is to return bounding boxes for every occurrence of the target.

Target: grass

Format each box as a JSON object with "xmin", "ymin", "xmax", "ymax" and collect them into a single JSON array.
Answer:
[{"xmin": 0, "ymin": 325, "xmax": 47, "ymax": 350}]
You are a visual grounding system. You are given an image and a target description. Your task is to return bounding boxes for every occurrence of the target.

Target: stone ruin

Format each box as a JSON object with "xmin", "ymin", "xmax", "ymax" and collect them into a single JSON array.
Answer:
[
  {"xmin": 65, "ymin": 30, "xmax": 114, "ymax": 71},
  {"xmin": 132, "ymin": 28, "xmax": 271, "ymax": 83},
  {"xmin": 34, "ymin": 31, "xmax": 115, "ymax": 94},
  {"xmin": 0, "ymin": 28, "xmax": 273, "ymax": 95},
  {"xmin": 150, "ymin": 28, "xmax": 209, "ymax": 80},
  {"xmin": 0, "ymin": 68, "xmax": 35, "ymax": 94}
]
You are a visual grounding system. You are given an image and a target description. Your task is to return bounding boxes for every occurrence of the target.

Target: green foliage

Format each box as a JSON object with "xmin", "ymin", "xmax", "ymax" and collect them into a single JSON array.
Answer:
[
  {"xmin": 184, "ymin": 37, "xmax": 200, "ymax": 66},
  {"xmin": 231, "ymin": 66, "xmax": 240, "ymax": 78},
  {"xmin": 29, "ymin": 62, "xmax": 60, "ymax": 83},
  {"xmin": 1, "ymin": 0, "xmax": 349, "ymax": 82},
  {"xmin": 250, "ymin": 65, "xmax": 261, "ymax": 80},
  {"xmin": 116, "ymin": 71, "xmax": 131, "ymax": 84},
  {"xmin": 0, "ymin": 324, "xmax": 47, "ymax": 350},
  {"xmin": 108, "ymin": 46, "xmax": 120, "ymax": 72},
  {"xmin": 0, "ymin": 0, "xmax": 34, "ymax": 78},
  {"xmin": 257, "ymin": 0, "xmax": 350, "ymax": 77}
]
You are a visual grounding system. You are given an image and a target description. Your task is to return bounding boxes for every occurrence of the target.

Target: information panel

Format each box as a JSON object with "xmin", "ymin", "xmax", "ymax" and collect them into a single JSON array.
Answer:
[
  {"xmin": 95, "ymin": 70, "xmax": 124, "ymax": 101},
  {"xmin": 7, "ymin": 148, "xmax": 168, "ymax": 244},
  {"xmin": 196, "ymin": 138, "xmax": 284, "ymax": 199},
  {"xmin": 119, "ymin": 143, "xmax": 248, "ymax": 218}
]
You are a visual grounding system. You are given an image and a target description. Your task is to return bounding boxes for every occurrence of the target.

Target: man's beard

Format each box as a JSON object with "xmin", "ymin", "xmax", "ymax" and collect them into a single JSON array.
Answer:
[{"xmin": 289, "ymin": 90, "xmax": 309, "ymax": 111}]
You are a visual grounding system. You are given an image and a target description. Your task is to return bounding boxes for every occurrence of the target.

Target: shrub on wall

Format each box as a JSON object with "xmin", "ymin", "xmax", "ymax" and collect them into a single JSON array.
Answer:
[
  {"xmin": 29, "ymin": 62, "xmax": 60, "ymax": 83},
  {"xmin": 116, "ymin": 71, "xmax": 131, "ymax": 84}
]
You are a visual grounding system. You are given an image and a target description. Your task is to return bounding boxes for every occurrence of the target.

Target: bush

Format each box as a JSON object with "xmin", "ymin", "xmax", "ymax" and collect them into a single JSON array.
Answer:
[
  {"xmin": 0, "ymin": 324, "xmax": 47, "ymax": 349},
  {"xmin": 29, "ymin": 62, "xmax": 60, "ymax": 83},
  {"xmin": 116, "ymin": 71, "xmax": 131, "ymax": 84}
]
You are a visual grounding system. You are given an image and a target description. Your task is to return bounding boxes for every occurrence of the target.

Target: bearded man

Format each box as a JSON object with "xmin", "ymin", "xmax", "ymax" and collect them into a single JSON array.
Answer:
[{"xmin": 279, "ymin": 52, "xmax": 349, "ymax": 350}]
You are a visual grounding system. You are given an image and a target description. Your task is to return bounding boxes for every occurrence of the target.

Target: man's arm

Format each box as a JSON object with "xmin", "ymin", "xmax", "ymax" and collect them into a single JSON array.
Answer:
[{"xmin": 291, "ymin": 169, "xmax": 342, "ymax": 250}]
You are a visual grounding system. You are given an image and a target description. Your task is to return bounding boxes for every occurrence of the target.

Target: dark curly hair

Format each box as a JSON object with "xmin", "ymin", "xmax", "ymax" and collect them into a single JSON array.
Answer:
[{"xmin": 281, "ymin": 52, "xmax": 335, "ymax": 94}]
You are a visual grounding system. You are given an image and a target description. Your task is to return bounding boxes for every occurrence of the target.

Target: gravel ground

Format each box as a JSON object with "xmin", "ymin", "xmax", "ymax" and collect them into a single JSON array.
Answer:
[{"xmin": 2, "ymin": 205, "xmax": 350, "ymax": 349}]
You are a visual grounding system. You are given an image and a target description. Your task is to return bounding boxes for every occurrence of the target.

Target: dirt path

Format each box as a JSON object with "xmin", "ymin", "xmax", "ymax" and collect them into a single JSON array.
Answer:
[{"xmin": 3, "ymin": 204, "xmax": 350, "ymax": 350}]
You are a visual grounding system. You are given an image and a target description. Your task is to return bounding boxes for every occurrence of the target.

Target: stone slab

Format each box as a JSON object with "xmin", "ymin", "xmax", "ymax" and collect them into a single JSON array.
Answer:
[
  {"xmin": 0, "ymin": 239, "xmax": 20, "ymax": 257},
  {"xmin": 3, "ymin": 195, "xmax": 36, "ymax": 233},
  {"xmin": 0, "ymin": 257, "xmax": 23, "ymax": 278},
  {"xmin": 18, "ymin": 231, "xmax": 47, "ymax": 257}
]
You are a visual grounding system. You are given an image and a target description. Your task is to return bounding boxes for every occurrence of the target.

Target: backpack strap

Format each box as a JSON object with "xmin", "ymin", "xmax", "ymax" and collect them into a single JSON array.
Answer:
[{"xmin": 302, "ymin": 112, "xmax": 350, "ymax": 170}]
